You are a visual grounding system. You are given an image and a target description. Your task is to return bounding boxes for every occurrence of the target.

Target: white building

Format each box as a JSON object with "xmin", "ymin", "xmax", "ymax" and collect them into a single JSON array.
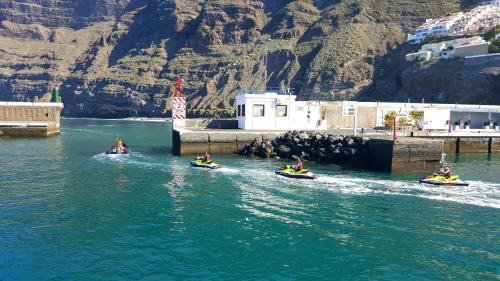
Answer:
[
  {"xmin": 371, "ymin": 102, "xmax": 500, "ymax": 131},
  {"xmin": 406, "ymin": 36, "xmax": 489, "ymax": 61},
  {"xmin": 407, "ymin": 14, "xmax": 464, "ymax": 43},
  {"xmin": 405, "ymin": 50, "xmax": 432, "ymax": 61},
  {"xmin": 235, "ymin": 89, "xmax": 328, "ymax": 130},
  {"xmin": 407, "ymin": 3, "xmax": 500, "ymax": 43}
]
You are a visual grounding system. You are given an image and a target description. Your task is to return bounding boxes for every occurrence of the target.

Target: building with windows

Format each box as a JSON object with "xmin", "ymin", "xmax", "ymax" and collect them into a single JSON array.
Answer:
[
  {"xmin": 407, "ymin": 2, "xmax": 500, "ymax": 43},
  {"xmin": 407, "ymin": 14, "xmax": 464, "ymax": 43},
  {"xmin": 406, "ymin": 36, "xmax": 489, "ymax": 61},
  {"xmin": 235, "ymin": 88, "xmax": 327, "ymax": 130}
]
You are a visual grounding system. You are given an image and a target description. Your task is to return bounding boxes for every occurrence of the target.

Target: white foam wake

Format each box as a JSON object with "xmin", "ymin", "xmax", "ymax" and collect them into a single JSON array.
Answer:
[{"xmin": 312, "ymin": 174, "xmax": 500, "ymax": 209}]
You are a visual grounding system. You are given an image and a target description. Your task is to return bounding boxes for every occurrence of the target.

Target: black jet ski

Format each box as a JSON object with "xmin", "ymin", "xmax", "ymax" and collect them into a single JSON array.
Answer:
[
  {"xmin": 190, "ymin": 157, "xmax": 222, "ymax": 169},
  {"xmin": 419, "ymin": 174, "xmax": 469, "ymax": 186},
  {"xmin": 275, "ymin": 166, "xmax": 317, "ymax": 180}
]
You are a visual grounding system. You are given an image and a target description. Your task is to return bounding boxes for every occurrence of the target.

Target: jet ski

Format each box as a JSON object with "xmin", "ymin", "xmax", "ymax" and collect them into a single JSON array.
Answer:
[
  {"xmin": 275, "ymin": 166, "xmax": 317, "ymax": 180},
  {"xmin": 190, "ymin": 157, "xmax": 222, "ymax": 169},
  {"xmin": 105, "ymin": 145, "xmax": 131, "ymax": 155},
  {"xmin": 419, "ymin": 174, "xmax": 469, "ymax": 186}
]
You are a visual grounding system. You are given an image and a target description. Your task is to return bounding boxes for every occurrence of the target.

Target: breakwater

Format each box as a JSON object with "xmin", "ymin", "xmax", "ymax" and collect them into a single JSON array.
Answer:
[
  {"xmin": 238, "ymin": 130, "xmax": 443, "ymax": 173},
  {"xmin": 173, "ymin": 128, "xmax": 444, "ymax": 174},
  {"xmin": 0, "ymin": 102, "xmax": 64, "ymax": 137},
  {"xmin": 239, "ymin": 131, "xmax": 370, "ymax": 168}
]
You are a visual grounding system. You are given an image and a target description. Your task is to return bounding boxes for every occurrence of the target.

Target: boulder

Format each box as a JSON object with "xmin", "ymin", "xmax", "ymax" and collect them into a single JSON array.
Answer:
[
  {"xmin": 251, "ymin": 138, "xmax": 262, "ymax": 148},
  {"xmin": 298, "ymin": 131, "xmax": 309, "ymax": 141},
  {"xmin": 277, "ymin": 144, "xmax": 291, "ymax": 157},
  {"xmin": 326, "ymin": 135, "xmax": 336, "ymax": 145},
  {"xmin": 342, "ymin": 148, "xmax": 356, "ymax": 157},
  {"xmin": 291, "ymin": 143, "xmax": 303, "ymax": 154}
]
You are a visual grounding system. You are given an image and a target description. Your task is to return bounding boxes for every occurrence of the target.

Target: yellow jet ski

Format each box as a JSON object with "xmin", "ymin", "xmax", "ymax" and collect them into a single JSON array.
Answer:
[
  {"xmin": 275, "ymin": 166, "xmax": 317, "ymax": 180},
  {"xmin": 419, "ymin": 174, "xmax": 469, "ymax": 186},
  {"xmin": 190, "ymin": 157, "xmax": 222, "ymax": 169}
]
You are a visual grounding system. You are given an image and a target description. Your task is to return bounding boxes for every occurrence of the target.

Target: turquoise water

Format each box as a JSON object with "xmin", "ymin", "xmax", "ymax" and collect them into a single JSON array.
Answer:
[{"xmin": 1, "ymin": 119, "xmax": 499, "ymax": 280}]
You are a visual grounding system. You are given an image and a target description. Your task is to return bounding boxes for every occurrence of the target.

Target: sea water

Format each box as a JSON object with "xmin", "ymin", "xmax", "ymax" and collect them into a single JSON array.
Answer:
[{"xmin": 0, "ymin": 119, "xmax": 499, "ymax": 280}]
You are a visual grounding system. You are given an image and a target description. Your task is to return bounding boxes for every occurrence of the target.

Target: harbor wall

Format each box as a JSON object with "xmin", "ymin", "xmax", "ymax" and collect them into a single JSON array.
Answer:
[
  {"xmin": 172, "ymin": 128, "xmax": 283, "ymax": 155},
  {"xmin": 368, "ymin": 137, "xmax": 442, "ymax": 173},
  {"xmin": 0, "ymin": 102, "xmax": 64, "ymax": 137},
  {"xmin": 173, "ymin": 128, "xmax": 444, "ymax": 174},
  {"xmin": 411, "ymin": 132, "xmax": 500, "ymax": 153},
  {"xmin": 443, "ymin": 138, "xmax": 500, "ymax": 153}
]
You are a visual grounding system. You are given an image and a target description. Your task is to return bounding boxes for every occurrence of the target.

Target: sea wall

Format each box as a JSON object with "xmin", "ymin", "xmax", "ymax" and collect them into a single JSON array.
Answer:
[
  {"xmin": 443, "ymin": 138, "xmax": 500, "ymax": 153},
  {"xmin": 172, "ymin": 127, "xmax": 444, "ymax": 173},
  {"xmin": 0, "ymin": 102, "xmax": 64, "ymax": 137},
  {"xmin": 239, "ymin": 131, "xmax": 444, "ymax": 173},
  {"xmin": 172, "ymin": 128, "xmax": 282, "ymax": 155},
  {"xmin": 368, "ymin": 137, "xmax": 442, "ymax": 173}
]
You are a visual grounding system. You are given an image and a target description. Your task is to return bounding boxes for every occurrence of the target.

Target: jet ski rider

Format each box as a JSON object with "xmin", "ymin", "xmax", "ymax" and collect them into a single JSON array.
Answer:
[
  {"xmin": 293, "ymin": 158, "xmax": 304, "ymax": 172},
  {"xmin": 443, "ymin": 166, "xmax": 452, "ymax": 179},
  {"xmin": 114, "ymin": 138, "xmax": 128, "ymax": 154},
  {"xmin": 202, "ymin": 151, "xmax": 211, "ymax": 162}
]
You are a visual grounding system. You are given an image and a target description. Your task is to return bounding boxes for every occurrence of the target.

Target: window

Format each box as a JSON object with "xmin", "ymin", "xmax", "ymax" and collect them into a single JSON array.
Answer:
[
  {"xmin": 242, "ymin": 104, "xmax": 245, "ymax": 117},
  {"xmin": 237, "ymin": 105, "xmax": 241, "ymax": 117},
  {"xmin": 276, "ymin": 105, "xmax": 287, "ymax": 117},
  {"xmin": 253, "ymin": 104, "xmax": 264, "ymax": 117}
]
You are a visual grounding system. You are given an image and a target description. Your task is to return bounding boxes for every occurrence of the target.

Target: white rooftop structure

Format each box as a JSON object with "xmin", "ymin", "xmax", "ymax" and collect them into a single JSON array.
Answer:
[{"xmin": 235, "ymin": 88, "xmax": 328, "ymax": 130}]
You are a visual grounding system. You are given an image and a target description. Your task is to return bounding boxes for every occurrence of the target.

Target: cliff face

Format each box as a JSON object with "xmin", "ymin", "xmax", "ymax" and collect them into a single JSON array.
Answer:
[
  {"xmin": 0, "ymin": 0, "xmax": 147, "ymax": 29},
  {"xmin": 0, "ymin": 0, "xmax": 496, "ymax": 118},
  {"xmin": 399, "ymin": 58, "xmax": 500, "ymax": 104}
]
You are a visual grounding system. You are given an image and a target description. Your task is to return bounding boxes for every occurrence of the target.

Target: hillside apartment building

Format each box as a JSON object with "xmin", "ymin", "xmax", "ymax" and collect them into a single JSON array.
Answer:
[
  {"xmin": 407, "ymin": 1, "xmax": 500, "ymax": 43},
  {"xmin": 406, "ymin": 36, "xmax": 489, "ymax": 61}
]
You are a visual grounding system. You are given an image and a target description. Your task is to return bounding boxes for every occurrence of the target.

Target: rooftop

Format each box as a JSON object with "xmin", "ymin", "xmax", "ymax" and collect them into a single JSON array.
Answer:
[{"xmin": 236, "ymin": 87, "xmax": 296, "ymax": 96}]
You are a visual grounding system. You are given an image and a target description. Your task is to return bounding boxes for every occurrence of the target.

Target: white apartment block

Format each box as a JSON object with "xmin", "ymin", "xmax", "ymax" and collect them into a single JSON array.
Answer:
[
  {"xmin": 406, "ymin": 36, "xmax": 489, "ymax": 61},
  {"xmin": 407, "ymin": 14, "xmax": 463, "ymax": 43},
  {"xmin": 408, "ymin": 2, "xmax": 500, "ymax": 43}
]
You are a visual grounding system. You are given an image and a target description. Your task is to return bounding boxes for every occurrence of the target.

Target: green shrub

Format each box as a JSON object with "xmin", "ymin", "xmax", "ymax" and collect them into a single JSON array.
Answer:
[
  {"xmin": 188, "ymin": 108, "xmax": 236, "ymax": 118},
  {"xmin": 384, "ymin": 112, "xmax": 397, "ymax": 129},
  {"xmin": 489, "ymin": 39, "xmax": 500, "ymax": 54},
  {"xmin": 409, "ymin": 111, "xmax": 423, "ymax": 121},
  {"xmin": 484, "ymin": 26, "xmax": 500, "ymax": 41}
]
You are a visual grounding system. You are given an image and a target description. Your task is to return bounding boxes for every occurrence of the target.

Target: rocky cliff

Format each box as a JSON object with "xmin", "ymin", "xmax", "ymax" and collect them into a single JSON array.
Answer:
[{"xmin": 0, "ymin": 0, "xmax": 496, "ymax": 118}]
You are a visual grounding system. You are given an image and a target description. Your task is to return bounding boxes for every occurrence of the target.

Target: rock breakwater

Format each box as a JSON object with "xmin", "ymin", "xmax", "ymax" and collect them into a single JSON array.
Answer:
[{"xmin": 239, "ymin": 131, "xmax": 370, "ymax": 168}]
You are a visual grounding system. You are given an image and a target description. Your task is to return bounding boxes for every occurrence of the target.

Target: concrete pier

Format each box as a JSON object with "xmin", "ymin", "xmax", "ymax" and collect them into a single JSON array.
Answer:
[
  {"xmin": 173, "ymin": 127, "xmax": 445, "ymax": 174},
  {"xmin": 368, "ymin": 137, "xmax": 443, "ymax": 173},
  {"xmin": 0, "ymin": 102, "xmax": 64, "ymax": 137},
  {"xmin": 173, "ymin": 128, "xmax": 283, "ymax": 155},
  {"xmin": 412, "ymin": 131, "xmax": 500, "ymax": 154}
]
